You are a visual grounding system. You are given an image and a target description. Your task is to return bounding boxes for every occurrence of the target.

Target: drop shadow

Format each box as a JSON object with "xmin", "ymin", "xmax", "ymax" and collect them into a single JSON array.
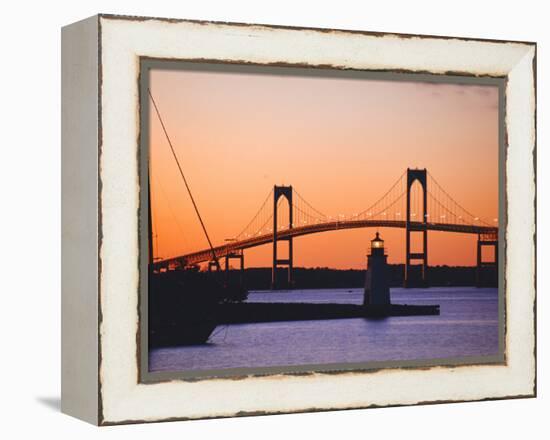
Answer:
[{"xmin": 36, "ymin": 396, "xmax": 61, "ymax": 412}]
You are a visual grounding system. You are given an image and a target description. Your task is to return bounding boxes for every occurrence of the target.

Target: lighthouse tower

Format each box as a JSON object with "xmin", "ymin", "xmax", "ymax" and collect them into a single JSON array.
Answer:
[{"xmin": 364, "ymin": 232, "xmax": 391, "ymax": 306}]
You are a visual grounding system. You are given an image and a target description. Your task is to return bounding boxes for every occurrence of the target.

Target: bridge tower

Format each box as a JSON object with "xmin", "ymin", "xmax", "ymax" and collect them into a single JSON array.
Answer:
[
  {"xmin": 272, "ymin": 185, "xmax": 293, "ymax": 289},
  {"xmin": 476, "ymin": 233, "xmax": 498, "ymax": 286},
  {"xmin": 405, "ymin": 168, "xmax": 428, "ymax": 287}
]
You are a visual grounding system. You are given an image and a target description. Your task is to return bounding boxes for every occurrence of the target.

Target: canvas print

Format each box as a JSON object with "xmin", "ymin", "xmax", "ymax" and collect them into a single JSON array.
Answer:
[{"xmin": 143, "ymin": 62, "xmax": 502, "ymax": 377}]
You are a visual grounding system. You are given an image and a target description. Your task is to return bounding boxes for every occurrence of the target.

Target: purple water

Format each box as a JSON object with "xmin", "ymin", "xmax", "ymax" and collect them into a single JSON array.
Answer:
[{"xmin": 149, "ymin": 287, "xmax": 500, "ymax": 373}]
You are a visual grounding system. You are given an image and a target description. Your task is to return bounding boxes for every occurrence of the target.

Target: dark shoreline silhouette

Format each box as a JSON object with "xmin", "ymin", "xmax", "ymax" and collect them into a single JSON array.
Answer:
[{"xmin": 241, "ymin": 264, "xmax": 496, "ymax": 290}]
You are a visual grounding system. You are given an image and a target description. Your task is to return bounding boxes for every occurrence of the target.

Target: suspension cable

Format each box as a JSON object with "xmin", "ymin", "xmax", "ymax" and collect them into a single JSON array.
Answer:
[
  {"xmin": 148, "ymin": 89, "xmax": 220, "ymax": 266},
  {"xmin": 356, "ymin": 170, "xmax": 407, "ymax": 217},
  {"xmin": 235, "ymin": 188, "xmax": 274, "ymax": 239},
  {"xmin": 293, "ymin": 189, "xmax": 328, "ymax": 219},
  {"xmin": 428, "ymin": 172, "xmax": 491, "ymax": 226}
]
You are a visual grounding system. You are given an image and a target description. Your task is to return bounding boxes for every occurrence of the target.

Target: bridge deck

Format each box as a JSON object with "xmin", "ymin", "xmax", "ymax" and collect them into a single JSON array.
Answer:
[{"xmin": 153, "ymin": 220, "xmax": 498, "ymax": 270}]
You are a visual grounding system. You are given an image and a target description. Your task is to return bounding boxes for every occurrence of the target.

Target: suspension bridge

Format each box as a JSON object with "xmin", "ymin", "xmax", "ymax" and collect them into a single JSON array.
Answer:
[{"xmin": 152, "ymin": 168, "xmax": 498, "ymax": 288}]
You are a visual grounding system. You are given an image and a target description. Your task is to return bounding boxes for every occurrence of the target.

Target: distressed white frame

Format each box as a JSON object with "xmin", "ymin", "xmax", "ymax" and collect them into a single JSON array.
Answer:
[{"xmin": 63, "ymin": 14, "xmax": 536, "ymax": 425}]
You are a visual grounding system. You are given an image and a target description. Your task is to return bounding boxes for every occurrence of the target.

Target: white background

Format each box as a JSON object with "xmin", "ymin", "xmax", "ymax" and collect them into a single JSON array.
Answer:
[{"xmin": 0, "ymin": 0, "xmax": 546, "ymax": 437}]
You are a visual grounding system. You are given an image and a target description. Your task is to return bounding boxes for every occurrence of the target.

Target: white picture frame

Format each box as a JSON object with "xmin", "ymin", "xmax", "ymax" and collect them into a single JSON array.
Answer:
[{"xmin": 61, "ymin": 14, "xmax": 536, "ymax": 425}]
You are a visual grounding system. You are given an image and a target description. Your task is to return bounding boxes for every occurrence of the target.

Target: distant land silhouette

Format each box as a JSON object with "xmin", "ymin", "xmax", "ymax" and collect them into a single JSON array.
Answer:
[{"xmin": 226, "ymin": 265, "xmax": 496, "ymax": 290}]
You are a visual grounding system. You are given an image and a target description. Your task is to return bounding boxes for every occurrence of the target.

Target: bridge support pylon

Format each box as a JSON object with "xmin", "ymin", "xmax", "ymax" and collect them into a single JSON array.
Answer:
[
  {"xmin": 225, "ymin": 250, "xmax": 245, "ymax": 288},
  {"xmin": 272, "ymin": 185, "xmax": 293, "ymax": 289},
  {"xmin": 405, "ymin": 168, "xmax": 428, "ymax": 287},
  {"xmin": 476, "ymin": 233, "xmax": 498, "ymax": 287},
  {"xmin": 207, "ymin": 260, "xmax": 220, "ymax": 272}
]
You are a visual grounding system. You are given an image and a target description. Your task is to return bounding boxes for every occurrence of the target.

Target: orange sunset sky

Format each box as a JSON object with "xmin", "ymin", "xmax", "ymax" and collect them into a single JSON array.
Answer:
[{"xmin": 148, "ymin": 66, "xmax": 499, "ymax": 270}]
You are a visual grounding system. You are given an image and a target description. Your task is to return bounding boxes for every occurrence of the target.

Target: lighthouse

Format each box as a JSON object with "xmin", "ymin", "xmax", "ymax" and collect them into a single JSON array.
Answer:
[{"xmin": 364, "ymin": 232, "xmax": 391, "ymax": 307}]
